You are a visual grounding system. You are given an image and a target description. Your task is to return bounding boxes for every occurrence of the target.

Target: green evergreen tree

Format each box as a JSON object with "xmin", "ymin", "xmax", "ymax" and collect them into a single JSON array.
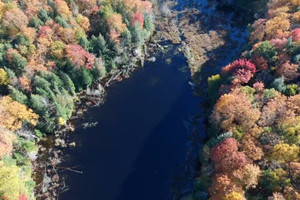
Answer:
[
  {"xmin": 79, "ymin": 37, "xmax": 91, "ymax": 51},
  {"xmin": 131, "ymin": 22, "xmax": 144, "ymax": 47},
  {"xmin": 38, "ymin": 9, "xmax": 51, "ymax": 23},
  {"xmin": 28, "ymin": 16, "xmax": 44, "ymax": 29},
  {"xmin": 11, "ymin": 53, "xmax": 27, "ymax": 76},
  {"xmin": 8, "ymin": 85, "xmax": 28, "ymax": 105}
]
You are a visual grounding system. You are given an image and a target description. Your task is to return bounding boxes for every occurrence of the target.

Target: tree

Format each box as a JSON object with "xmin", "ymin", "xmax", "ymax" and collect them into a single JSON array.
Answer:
[
  {"xmin": 18, "ymin": 194, "xmax": 28, "ymax": 200},
  {"xmin": 76, "ymin": 14, "xmax": 90, "ymax": 32},
  {"xmin": 144, "ymin": 13, "xmax": 154, "ymax": 32},
  {"xmin": 275, "ymin": 62, "xmax": 299, "ymax": 82},
  {"xmin": 224, "ymin": 192, "xmax": 246, "ymax": 200},
  {"xmin": 268, "ymin": 193, "xmax": 286, "ymax": 200},
  {"xmin": 211, "ymin": 138, "xmax": 238, "ymax": 163},
  {"xmin": 0, "ymin": 129, "xmax": 15, "ymax": 159},
  {"xmin": 222, "ymin": 59, "xmax": 256, "ymax": 84},
  {"xmin": 2, "ymin": 8, "xmax": 29, "ymax": 36},
  {"xmin": 291, "ymin": 28, "xmax": 300, "ymax": 42},
  {"xmin": 240, "ymin": 136, "xmax": 263, "ymax": 161},
  {"xmin": 37, "ymin": 9, "xmax": 51, "ymax": 23},
  {"xmin": 131, "ymin": 21, "xmax": 144, "ymax": 47},
  {"xmin": 90, "ymin": 34, "xmax": 107, "ymax": 57},
  {"xmin": 107, "ymin": 13, "xmax": 127, "ymax": 33},
  {"xmin": 288, "ymin": 162, "xmax": 300, "ymax": 183},
  {"xmin": 121, "ymin": 29, "xmax": 132, "ymax": 48},
  {"xmin": 210, "ymin": 138, "xmax": 248, "ymax": 173},
  {"xmin": 6, "ymin": 50, "xmax": 27, "ymax": 77},
  {"xmin": 291, "ymin": 0, "xmax": 300, "ymax": 6},
  {"xmin": 232, "ymin": 164, "xmax": 261, "ymax": 189},
  {"xmin": 207, "ymin": 74, "xmax": 222, "ymax": 105},
  {"xmin": 250, "ymin": 19, "xmax": 267, "ymax": 43},
  {"xmin": 74, "ymin": 0, "xmax": 97, "ymax": 15},
  {"xmin": 265, "ymin": 16, "xmax": 290, "ymax": 40},
  {"xmin": 271, "ymin": 77, "xmax": 286, "ymax": 93},
  {"xmin": 79, "ymin": 36, "xmax": 91, "ymax": 51},
  {"xmin": 55, "ymin": 15, "xmax": 71, "ymax": 28},
  {"xmin": 261, "ymin": 168, "xmax": 291, "ymax": 191},
  {"xmin": 131, "ymin": 12, "xmax": 143, "ymax": 28},
  {"xmin": 210, "ymin": 91, "xmax": 261, "ymax": 132},
  {"xmin": 253, "ymin": 81, "xmax": 265, "ymax": 92},
  {"xmin": 271, "ymin": 143, "xmax": 299, "ymax": 163},
  {"xmin": 50, "ymin": 40, "xmax": 66, "ymax": 59},
  {"xmin": 0, "ymin": 96, "xmax": 39, "ymax": 131},
  {"xmin": 209, "ymin": 174, "xmax": 244, "ymax": 200},
  {"xmin": 28, "ymin": 16, "xmax": 44, "ymax": 29},
  {"xmin": 65, "ymin": 44, "xmax": 95, "ymax": 69},
  {"xmin": 59, "ymin": 72, "xmax": 75, "ymax": 95},
  {"xmin": 0, "ymin": 162, "xmax": 26, "ymax": 200},
  {"xmin": 255, "ymin": 41, "xmax": 278, "ymax": 64},
  {"xmin": 8, "ymin": 86, "xmax": 28, "ymax": 105},
  {"xmin": 215, "ymin": 151, "xmax": 249, "ymax": 173},
  {"xmin": 289, "ymin": 94, "xmax": 300, "ymax": 115},
  {"xmin": 0, "ymin": 69, "xmax": 9, "ymax": 85},
  {"xmin": 54, "ymin": 0, "xmax": 72, "ymax": 18}
]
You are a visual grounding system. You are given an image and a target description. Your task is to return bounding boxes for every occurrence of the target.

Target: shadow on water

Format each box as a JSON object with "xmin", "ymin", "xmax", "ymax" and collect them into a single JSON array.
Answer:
[{"xmin": 59, "ymin": 47, "xmax": 203, "ymax": 200}]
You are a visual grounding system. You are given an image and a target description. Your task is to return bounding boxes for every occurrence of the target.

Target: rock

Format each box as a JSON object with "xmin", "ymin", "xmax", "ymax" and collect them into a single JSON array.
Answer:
[
  {"xmin": 147, "ymin": 57, "xmax": 156, "ymax": 62},
  {"xmin": 69, "ymin": 142, "xmax": 76, "ymax": 147},
  {"xmin": 54, "ymin": 139, "xmax": 66, "ymax": 147},
  {"xmin": 86, "ymin": 84, "xmax": 105, "ymax": 97},
  {"xmin": 52, "ymin": 175, "xmax": 59, "ymax": 182},
  {"xmin": 133, "ymin": 48, "xmax": 140, "ymax": 56}
]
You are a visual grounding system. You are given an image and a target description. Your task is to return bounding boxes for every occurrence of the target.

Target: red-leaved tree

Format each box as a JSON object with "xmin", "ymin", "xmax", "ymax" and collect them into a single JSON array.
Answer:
[
  {"xmin": 222, "ymin": 59, "xmax": 257, "ymax": 84},
  {"xmin": 131, "ymin": 12, "xmax": 144, "ymax": 28}
]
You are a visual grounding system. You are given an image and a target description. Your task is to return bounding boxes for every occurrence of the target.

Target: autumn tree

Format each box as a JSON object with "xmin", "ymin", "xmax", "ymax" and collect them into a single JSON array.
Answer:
[
  {"xmin": 65, "ymin": 44, "xmax": 95, "ymax": 69},
  {"xmin": 209, "ymin": 174, "xmax": 244, "ymax": 200},
  {"xmin": 211, "ymin": 138, "xmax": 238, "ymax": 163},
  {"xmin": 210, "ymin": 91, "xmax": 261, "ymax": 132},
  {"xmin": 0, "ymin": 96, "xmax": 38, "ymax": 131},
  {"xmin": 131, "ymin": 12, "xmax": 143, "ymax": 28},
  {"xmin": 55, "ymin": 0, "xmax": 72, "ymax": 18},
  {"xmin": 240, "ymin": 136, "xmax": 264, "ymax": 161},
  {"xmin": 0, "ymin": 68, "xmax": 9, "ymax": 85},
  {"xmin": 224, "ymin": 192, "xmax": 246, "ymax": 200},
  {"xmin": 265, "ymin": 16, "xmax": 290, "ymax": 40},
  {"xmin": 210, "ymin": 138, "xmax": 248, "ymax": 173},
  {"xmin": 250, "ymin": 19, "xmax": 267, "ymax": 43},
  {"xmin": 0, "ymin": 128, "xmax": 15, "ymax": 159},
  {"xmin": 222, "ymin": 59, "xmax": 256, "ymax": 84},
  {"xmin": 1, "ymin": 8, "xmax": 29, "ymax": 36},
  {"xmin": 271, "ymin": 143, "xmax": 299, "ymax": 163},
  {"xmin": 232, "ymin": 164, "xmax": 261, "ymax": 189},
  {"xmin": 0, "ymin": 161, "xmax": 26, "ymax": 200}
]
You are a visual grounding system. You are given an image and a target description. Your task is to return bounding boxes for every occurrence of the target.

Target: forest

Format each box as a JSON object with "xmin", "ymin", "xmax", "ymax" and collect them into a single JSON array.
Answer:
[
  {"xmin": 189, "ymin": 0, "xmax": 300, "ymax": 199},
  {"xmin": 1, "ymin": 0, "xmax": 300, "ymax": 199},
  {"xmin": 0, "ymin": 0, "xmax": 154, "ymax": 199}
]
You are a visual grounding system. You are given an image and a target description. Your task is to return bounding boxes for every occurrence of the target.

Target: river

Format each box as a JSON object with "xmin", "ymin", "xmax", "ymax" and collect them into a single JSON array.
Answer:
[
  {"xmin": 59, "ymin": 46, "xmax": 202, "ymax": 200},
  {"xmin": 58, "ymin": 0, "xmax": 250, "ymax": 199}
]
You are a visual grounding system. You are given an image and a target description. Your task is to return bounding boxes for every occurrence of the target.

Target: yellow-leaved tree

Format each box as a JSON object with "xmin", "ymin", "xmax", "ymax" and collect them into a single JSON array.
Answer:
[
  {"xmin": 0, "ymin": 161, "xmax": 26, "ymax": 200},
  {"xmin": 0, "ymin": 96, "xmax": 39, "ymax": 131},
  {"xmin": 271, "ymin": 143, "xmax": 300, "ymax": 163},
  {"xmin": 0, "ymin": 68, "xmax": 9, "ymax": 85}
]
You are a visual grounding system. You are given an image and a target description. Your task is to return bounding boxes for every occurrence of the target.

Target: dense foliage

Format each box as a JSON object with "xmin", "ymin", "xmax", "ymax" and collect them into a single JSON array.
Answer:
[
  {"xmin": 188, "ymin": 0, "xmax": 300, "ymax": 199},
  {"xmin": 0, "ymin": 0, "xmax": 154, "ymax": 199}
]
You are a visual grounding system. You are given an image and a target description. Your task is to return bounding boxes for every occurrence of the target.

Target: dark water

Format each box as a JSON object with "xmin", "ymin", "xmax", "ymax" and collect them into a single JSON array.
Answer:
[{"xmin": 59, "ymin": 49, "xmax": 202, "ymax": 200}]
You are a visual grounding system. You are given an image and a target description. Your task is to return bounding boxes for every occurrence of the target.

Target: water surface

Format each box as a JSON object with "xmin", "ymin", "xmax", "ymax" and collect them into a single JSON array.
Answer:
[{"xmin": 60, "ymin": 50, "xmax": 201, "ymax": 200}]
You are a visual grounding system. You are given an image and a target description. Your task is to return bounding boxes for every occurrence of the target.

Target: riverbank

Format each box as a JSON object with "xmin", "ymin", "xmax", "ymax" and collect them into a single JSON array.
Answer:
[
  {"xmin": 0, "ymin": 1, "xmax": 157, "ymax": 199},
  {"xmin": 33, "ymin": 38, "xmax": 166, "ymax": 199},
  {"xmin": 187, "ymin": 0, "xmax": 300, "ymax": 199}
]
